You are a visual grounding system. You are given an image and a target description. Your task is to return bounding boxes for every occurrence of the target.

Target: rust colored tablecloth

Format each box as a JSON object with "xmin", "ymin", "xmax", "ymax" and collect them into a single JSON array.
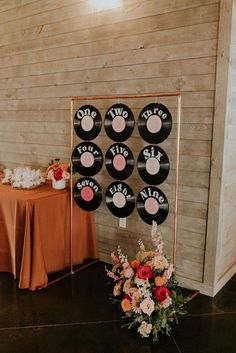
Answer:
[{"xmin": 0, "ymin": 183, "xmax": 98, "ymax": 290}]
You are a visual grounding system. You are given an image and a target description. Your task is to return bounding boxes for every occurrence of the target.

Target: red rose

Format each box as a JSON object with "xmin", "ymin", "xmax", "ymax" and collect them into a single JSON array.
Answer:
[
  {"xmin": 153, "ymin": 286, "xmax": 171, "ymax": 302},
  {"xmin": 54, "ymin": 168, "xmax": 63, "ymax": 181},
  {"xmin": 137, "ymin": 265, "xmax": 153, "ymax": 280}
]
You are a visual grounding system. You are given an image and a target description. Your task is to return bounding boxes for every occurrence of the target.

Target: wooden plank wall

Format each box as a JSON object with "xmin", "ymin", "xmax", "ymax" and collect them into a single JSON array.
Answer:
[
  {"xmin": 0, "ymin": 0, "xmax": 220, "ymax": 290},
  {"xmin": 215, "ymin": 0, "xmax": 236, "ymax": 290}
]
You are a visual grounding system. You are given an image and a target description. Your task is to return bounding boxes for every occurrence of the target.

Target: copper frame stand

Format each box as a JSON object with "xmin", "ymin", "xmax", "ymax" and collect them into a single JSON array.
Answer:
[
  {"xmin": 46, "ymin": 92, "xmax": 199, "ymax": 303},
  {"xmin": 70, "ymin": 92, "xmax": 181, "ymax": 271}
]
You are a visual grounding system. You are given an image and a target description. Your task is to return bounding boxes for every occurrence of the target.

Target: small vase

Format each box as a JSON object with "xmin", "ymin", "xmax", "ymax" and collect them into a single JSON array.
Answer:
[{"xmin": 52, "ymin": 179, "xmax": 66, "ymax": 190}]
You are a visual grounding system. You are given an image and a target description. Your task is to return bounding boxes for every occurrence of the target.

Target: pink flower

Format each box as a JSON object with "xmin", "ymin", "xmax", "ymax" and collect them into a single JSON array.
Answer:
[
  {"xmin": 137, "ymin": 265, "xmax": 153, "ymax": 280},
  {"xmin": 113, "ymin": 282, "xmax": 122, "ymax": 297},
  {"xmin": 164, "ymin": 264, "xmax": 174, "ymax": 280},
  {"xmin": 122, "ymin": 266, "xmax": 134, "ymax": 279},
  {"xmin": 111, "ymin": 252, "xmax": 120, "ymax": 264},
  {"xmin": 107, "ymin": 271, "xmax": 120, "ymax": 282}
]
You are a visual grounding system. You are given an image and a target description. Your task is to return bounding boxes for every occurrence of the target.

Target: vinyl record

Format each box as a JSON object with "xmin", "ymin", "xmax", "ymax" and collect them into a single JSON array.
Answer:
[
  {"xmin": 138, "ymin": 103, "xmax": 172, "ymax": 143},
  {"xmin": 72, "ymin": 142, "xmax": 103, "ymax": 176},
  {"xmin": 105, "ymin": 143, "xmax": 134, "ymax": 180},
  {"xmin": 105, "ymin": 181, "xmax": 135, "ymax": 217},
  {"xmin": 73, "ymin": 177, "xmax": 102, "ymax": 211},
  {"xmin": 104, "ymin": 103, "xmax": 134, "ymax": 142},
  {"xmin": 136, "ymin": 186, "xmax": 169, "ymax": 225},
  {"xmin": 137, "ymin": 145, "xmax": 170, "ymax": 185},
  {"xmin": 74, "ymin": 105, "xmax": 102, "ymax": 140}
]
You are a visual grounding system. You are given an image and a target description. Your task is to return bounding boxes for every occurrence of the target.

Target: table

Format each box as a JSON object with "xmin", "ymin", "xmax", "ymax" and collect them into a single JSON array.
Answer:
[{"xmin": 0, "ymin": 183, "xmax": 98, "ymax": 290}]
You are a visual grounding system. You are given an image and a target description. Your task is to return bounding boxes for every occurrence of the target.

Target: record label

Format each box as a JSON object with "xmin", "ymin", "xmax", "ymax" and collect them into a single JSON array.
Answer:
[
  {"xmin": 72, "ymin": 142, "xmax": 103, "ymax": 176},
  {"xmin": 136, "ymin": 186, "xmax": 169, "ymax": 225},
  {"xmin": 105, "ymin": 143, "xmax": 134, "ymax": 180},
  {"xmin": 105, "ymin": 181, "xmax": 135, "ymax": 217},
  {"xmin": 137, "ymin": 145, "xmax": 170, "ymax": 185},
  {"xmin": 104, "ymin": 103, "xmax": 134, "ymax": 141},
  {"xmin": 74, "ymin": 105, "xmax": 102, "ymax": 140},
  {"xmin": 73, "ymin": 177, "xmax": 102, "ymax": 211},
  {"xmin": 138, "ymin": 103, "xmax": 172, "ymax": 143}
]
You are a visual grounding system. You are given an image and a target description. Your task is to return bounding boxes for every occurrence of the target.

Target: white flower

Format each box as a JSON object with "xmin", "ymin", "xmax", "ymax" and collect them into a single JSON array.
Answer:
[
  {"xmin": 131, "ymin": 291, "xmax": 142, "ymax": 314},
  {"xmin": 151, "ymin": 255, "xmax": 169, "ymax": 270},
  {"xmin": 160, "ymin": 296, "xmax": 172, "ymax": 309},
  {"xmin": 164, "ymin": 264, "xmax": 174, "ymax": 280},
  {"xmin": 140, "ymin": 297, "xmax": 155, "ymax": 316},
  {"xmin": 62, "ymin": 171, "xmax": 70, "ymax": 180},
  {"xmin": 137, "ymin": 321, "xmax": 152, "ymax": 338}
]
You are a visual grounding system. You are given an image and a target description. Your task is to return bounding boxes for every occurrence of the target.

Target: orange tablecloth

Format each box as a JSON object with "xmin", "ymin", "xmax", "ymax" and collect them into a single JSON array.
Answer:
[{"xmin": 0, "ymin": 183, "xmax": 98, "ymax": 290}]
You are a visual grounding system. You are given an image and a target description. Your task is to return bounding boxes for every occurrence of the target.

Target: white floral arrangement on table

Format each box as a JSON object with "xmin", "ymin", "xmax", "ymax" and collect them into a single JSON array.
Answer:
[
  {"xmin": 106, "ymin": 222, "xmax": 188, "ymax": 341},
  {"xmin": 1, "ymin": 167, "xmax": 45, "ymax": 189}
]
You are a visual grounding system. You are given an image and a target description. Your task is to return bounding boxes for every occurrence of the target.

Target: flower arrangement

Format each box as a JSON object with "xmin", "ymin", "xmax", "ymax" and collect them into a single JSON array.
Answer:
[
  {"xmin": 46, "ymin": 159, "xmax": 70, "ymax": 182},
  {"xmin": 106, "ymin": 222, "xmax": 188, "ymax": 341}
]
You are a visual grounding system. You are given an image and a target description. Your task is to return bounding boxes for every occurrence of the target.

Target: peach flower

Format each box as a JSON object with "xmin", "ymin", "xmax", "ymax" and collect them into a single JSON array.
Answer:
[
  {"xmin": 113, "ymin": 282, "xmax": 122, "ymax": 297},
  {"xmin": 130, "ymin": 259, "xmax": 141, "ymax": 269},
  {"xmin": 154, "ymin": 276, "xmax": 167, "ymax": 287},
  {"xmin": 121, "ymin": 298, "xmax": 132, "ymax": 312}
]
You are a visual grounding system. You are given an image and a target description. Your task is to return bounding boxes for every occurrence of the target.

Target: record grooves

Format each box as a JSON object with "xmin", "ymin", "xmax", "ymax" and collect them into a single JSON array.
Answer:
[
  {"xmin": 72, "ymin": 141, "xmax": 103, "ymax": 176},
  {"xmin": 137, "ymin": 145, "xmax": 170, "ymax": 185},
  {"xmin": 136, "ymin": 186, "xmax": 169, "ymax": 225},
  {"xmin": 73, "ymin": 177, "xmax": 102, "ymax": 211},
  {"xmin": 105, "ymin": 143, "xmax": 134, "ymax": 180},
  {"xmin": 138, "ymin": 103, "xmax": 172, "ymax": 143},
  {"xmin": 105, "ymin": 181, "xmax": 135, "ymax": 217},
  {"xmin": 74, "ymin": 105, "xmax": 102, "ymax": 140},
  {"xmin": 104, "ymin": 103, "xmax": 134, "ymax": 142}
]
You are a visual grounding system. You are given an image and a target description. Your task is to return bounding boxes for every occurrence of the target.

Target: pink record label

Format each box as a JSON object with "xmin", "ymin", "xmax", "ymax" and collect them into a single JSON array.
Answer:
[
  {"xmin": 113, "ymin": 192, "xmax": 126, "ymax": 208},
  {"xmin": 81, "ymin": 186, "xmax": 94, "ymax": 202},
  {"xmin": 113, "ymin": 154, "xmax": 126, "ymax": 171},
  {"xmin": 112, "ymin": 116, "xmax": 126, "ymax": 133},
  {"xmin": 147, "ymin": 115, "xmax": 162, "ymax": 133},
  {"xmin": 80, "ymin": 151, "xmax": 94, "ymax": 168},
  {"xmin": 81, "ymin": 115, "xmax": 94, "ymax": 132},
  {"xmin": 145, "ymin": 157, "xmax": 160, "ymax": 175},
  {"xmin": 144, "ymin": 197, "xmax": 159, "ymax": 215}
]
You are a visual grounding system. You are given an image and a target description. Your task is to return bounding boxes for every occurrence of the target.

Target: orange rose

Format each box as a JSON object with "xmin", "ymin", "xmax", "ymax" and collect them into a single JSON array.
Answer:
[
  {"xmin": 154, "ymin": 276, "xmax": 167, "ymax": 287},
  {"xmin": 121, "ymin": 298, "xmax": 132, "ymax": 312},
  {"xmin": 131, "ymin": 259, "xmax": 141, "ymax": 269},
  {"xmin": 61, "ymin": 163, "xmax": 69, "ymax": 171}
]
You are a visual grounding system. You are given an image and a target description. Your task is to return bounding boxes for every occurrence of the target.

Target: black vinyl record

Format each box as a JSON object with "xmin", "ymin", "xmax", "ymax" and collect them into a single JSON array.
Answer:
[
  {"xmin": 72, "ymin": 142, "xmax": 103, "ymax": 176},
  {"xmin": 105, "ymin": 143, "xmax": 134, "ymax": 180},
  {"xmin": 73, "ymin": 177, "xmax": 102, "ymax": 211},
  {"xmin": 74, "ymin": 105, "xmax": 102, "ymax": 140},
  {"xmin": 137, "ymin": 145, "xmax": 170, "ymax": 185},
  {"xmin": 105, "ymin": 181, "xmax": 135, "ymax": 217},
  {"xmin": 136, "ymin": 186, "xmax": 169, "ymax": 225},
  {"xmin": 138, "ymin": 103, "xmax": 172, "ymax": 143},
  {"xmin": 104, "ymin": 103, "xmax": 134, "ymax": 142}
]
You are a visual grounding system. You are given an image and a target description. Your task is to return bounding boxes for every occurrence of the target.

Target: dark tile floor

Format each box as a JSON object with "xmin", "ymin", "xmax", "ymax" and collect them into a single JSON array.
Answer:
[{"xmin": 0, "ymin": 262, "xmax": 235, "ymax": 353}]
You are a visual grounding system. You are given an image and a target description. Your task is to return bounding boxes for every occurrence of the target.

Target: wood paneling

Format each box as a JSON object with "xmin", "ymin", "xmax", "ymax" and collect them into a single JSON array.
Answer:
[{"xmin": 0, "ymin": 0, "xmax": 221, "ymax": 290}]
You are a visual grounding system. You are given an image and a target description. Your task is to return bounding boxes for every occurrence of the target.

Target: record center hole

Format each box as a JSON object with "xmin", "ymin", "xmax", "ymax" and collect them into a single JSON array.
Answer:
[
  {"xmin": 145, "ymin": 157, "xmax": 160, "ymax": 175},
  {"xmin": 81, "ymin": 186, "xmax": 94, "ymax": 202},
  {"xmin": 147, "ymin": 115, "xmax": 162, "ymax": 133},
  {"xmin": 113, "ymin": 154, "xmax": 126, "ymax": 171},
  {"xmin": 112, "ymin": 116, "xmax": 126, "ymax": 133},
  {"xmin": 80, "ymin": 151, "xmax": 94, "ymax": 168},
  {"xmin": 81, "ymin": 115, "xmax": 94, "ymax": 132},
  {"xmin": 144, "ymin": 197, "xmax": 159, "ymax": 215},
  {"xmin": 113, "ymin": 192, "xmax": 126, "ymax": 208}
]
